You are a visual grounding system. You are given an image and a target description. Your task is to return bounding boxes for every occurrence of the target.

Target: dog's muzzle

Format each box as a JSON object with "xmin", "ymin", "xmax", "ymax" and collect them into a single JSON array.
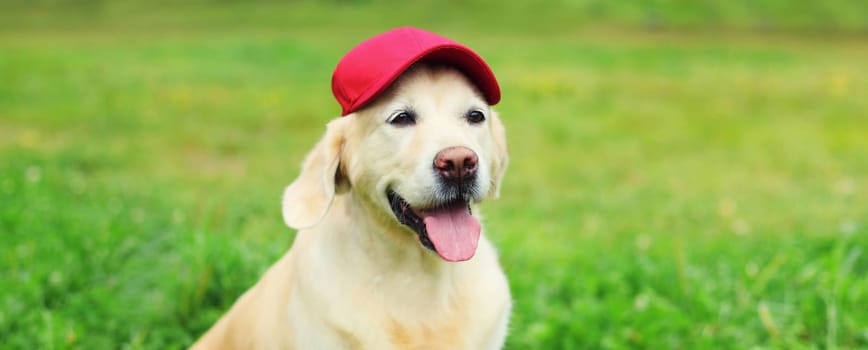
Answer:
[{"xmin": 384, "ymin": 146, "xmax": 485, "ymax": 262}]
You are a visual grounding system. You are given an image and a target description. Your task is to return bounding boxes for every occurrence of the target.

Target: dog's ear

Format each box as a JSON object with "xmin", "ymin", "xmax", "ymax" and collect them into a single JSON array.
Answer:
[
  {"xmin": 487, "ymin": 110, "xmax": 509, "ymax": 199},
  {"xmin": 282, "ymin": 118, "xmax": 350, "ymax": 229}
]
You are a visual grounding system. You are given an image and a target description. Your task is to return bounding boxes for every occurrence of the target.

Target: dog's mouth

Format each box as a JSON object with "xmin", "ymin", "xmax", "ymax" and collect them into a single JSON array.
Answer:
[{"xmin": 387, "ymin": 190, "xmax": 481, "ymax": 262}]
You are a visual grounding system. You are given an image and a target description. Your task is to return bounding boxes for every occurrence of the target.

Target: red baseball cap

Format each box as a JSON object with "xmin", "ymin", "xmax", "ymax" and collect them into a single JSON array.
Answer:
[{"xmin": 332, "ymin": 27, "xmax": 500, "ymax": 116}]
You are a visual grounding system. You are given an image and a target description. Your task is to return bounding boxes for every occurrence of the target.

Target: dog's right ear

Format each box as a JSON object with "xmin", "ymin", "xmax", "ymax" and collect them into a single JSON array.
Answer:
[{"xmin": 282, "ymin": 118, "xmax": 349, "ymax": 230}]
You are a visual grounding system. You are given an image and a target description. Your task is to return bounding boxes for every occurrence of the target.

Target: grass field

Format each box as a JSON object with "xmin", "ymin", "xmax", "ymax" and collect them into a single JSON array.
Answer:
[{"xmin": 2, "ymin": 1, "xmax": 867, "ymax": 349}]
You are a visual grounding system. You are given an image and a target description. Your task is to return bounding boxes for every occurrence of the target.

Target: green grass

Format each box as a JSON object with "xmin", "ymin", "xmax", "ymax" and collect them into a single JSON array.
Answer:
[{"xmin": 2, "ymin": 1, "xmax": 867, "ymax": 349}]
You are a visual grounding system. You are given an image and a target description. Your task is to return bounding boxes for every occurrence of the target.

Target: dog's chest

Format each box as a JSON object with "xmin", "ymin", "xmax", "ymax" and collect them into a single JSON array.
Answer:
[
  {"xmin": 383, "ymin": 316, "xmax": 469, "ymax": 349},
  {"xmin": 337, "ymin": 294, "xmax": 501, "ymax": 350},
  {"xmin": 291, "ymin": 229, "xmax": 511, "ymax": 349},
  {"xmin": 295, "ymin": 265, "xmax": 508, "ymax": 349}
]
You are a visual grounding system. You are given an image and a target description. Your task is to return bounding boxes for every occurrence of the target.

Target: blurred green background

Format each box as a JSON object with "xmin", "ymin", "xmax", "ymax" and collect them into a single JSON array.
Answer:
[{"xmin": 2, "ymin": 1, "xmax": 867, "ymax": 348}]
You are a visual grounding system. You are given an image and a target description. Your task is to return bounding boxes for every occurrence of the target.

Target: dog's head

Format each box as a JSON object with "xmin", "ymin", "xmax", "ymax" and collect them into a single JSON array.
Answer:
[{"xmin": 281, "ymin": 65, "xmax": 508, "ymax": 262}]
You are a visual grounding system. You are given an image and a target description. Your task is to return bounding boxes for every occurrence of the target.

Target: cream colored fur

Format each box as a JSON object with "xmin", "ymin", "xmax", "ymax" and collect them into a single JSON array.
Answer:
[{"xmin": 192, "ymin": 65, "xmax": 511, "ymax": 349}]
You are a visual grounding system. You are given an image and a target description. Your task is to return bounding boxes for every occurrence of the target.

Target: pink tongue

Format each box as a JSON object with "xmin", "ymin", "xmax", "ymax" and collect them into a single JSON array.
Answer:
[{"xmin": 421, "ymin": 205, "xmax": 481, "ymax": 262}]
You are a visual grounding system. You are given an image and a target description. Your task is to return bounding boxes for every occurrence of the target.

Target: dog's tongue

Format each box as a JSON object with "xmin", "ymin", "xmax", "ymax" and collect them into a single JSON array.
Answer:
[{"xmin": 422, "ymin": 205, "xmax": 481, "ymax": 262}]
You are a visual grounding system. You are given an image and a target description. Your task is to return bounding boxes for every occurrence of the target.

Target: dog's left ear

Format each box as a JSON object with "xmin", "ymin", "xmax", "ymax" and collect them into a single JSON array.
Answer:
[
  {"xmin": 487, "ymin": 110, "xmax": 509, "ymax": 199},
  {"xmin": 282, "ymin": 117, "xmax": 350, "ymax": 229}
]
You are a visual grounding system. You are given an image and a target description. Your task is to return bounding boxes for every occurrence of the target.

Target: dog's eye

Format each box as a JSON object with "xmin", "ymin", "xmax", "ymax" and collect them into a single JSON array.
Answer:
[
  {"xmin": 466, "ymin": 110, "xmax": 486, "ymax": 124},
  {"xmin": 388, "ymin": 111, "xmax": 416, "ymax": 126}
]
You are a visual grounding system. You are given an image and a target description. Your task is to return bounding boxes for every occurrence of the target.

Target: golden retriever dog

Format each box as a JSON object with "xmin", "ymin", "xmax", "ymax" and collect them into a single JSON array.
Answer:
[{"xmin": 193, "ymin": 64, "xmax": 510, "ymax": 349}]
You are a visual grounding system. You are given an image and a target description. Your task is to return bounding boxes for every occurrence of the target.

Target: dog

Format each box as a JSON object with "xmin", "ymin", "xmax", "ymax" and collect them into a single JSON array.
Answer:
[
  {"xmin": 194, "ymin": 27, "xmax": 510, "ymax": 349},
  {"xmin": 192, "ymin": 64, "xmax": 511, "ymax": 349}
]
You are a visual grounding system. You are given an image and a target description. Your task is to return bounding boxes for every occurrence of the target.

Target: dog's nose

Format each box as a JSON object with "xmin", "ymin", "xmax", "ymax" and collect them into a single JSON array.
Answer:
[{"xmin": 433, "ymin": 147, "xmax": 478, "ymax": 181}]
